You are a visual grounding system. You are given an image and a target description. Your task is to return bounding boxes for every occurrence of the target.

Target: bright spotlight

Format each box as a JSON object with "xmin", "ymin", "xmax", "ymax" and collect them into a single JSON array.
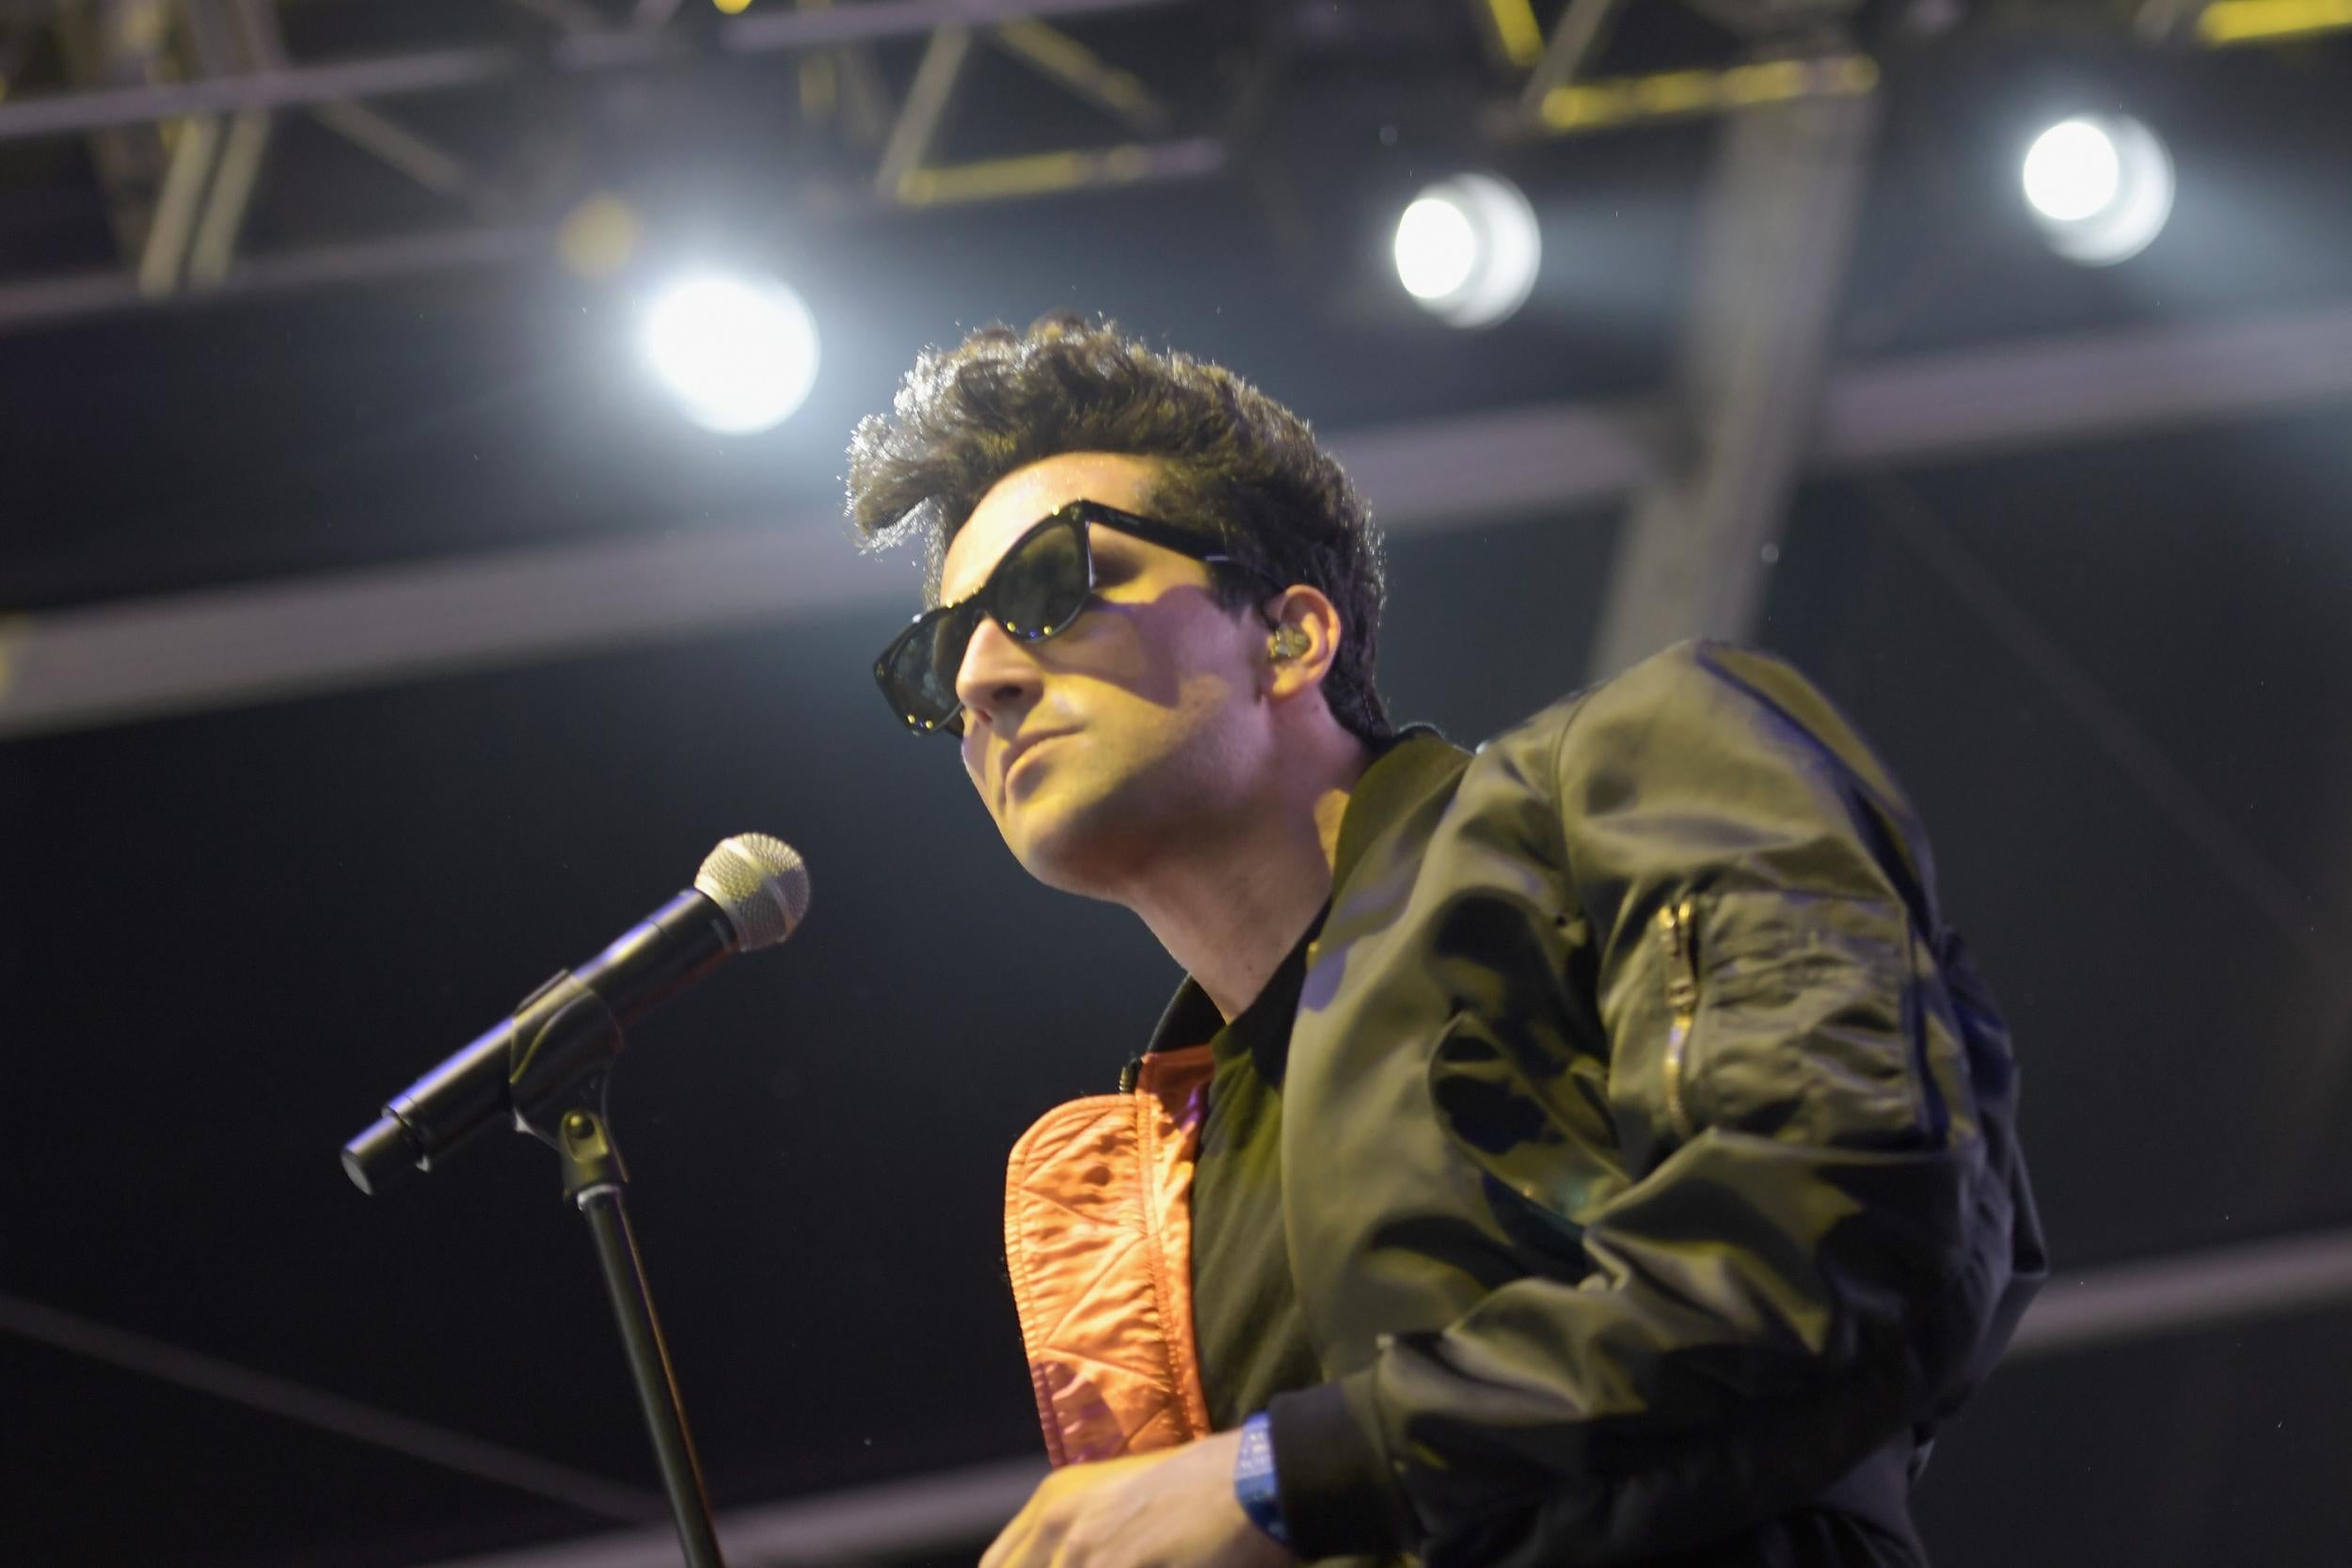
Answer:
[
  {"xmin": 643, "ymin": 273, "xmax": 820, "ymax": 434},
  {"xmin": 2022, "ymin": 115, "xmax": 2174, "ymax": 266},
  {"xmin": 2024, "ymin": 120, "xmax": 2121, "ymax": 221},
  {"xmin": 1392, "ymin": 172, "xmax": 1541, "ymax": 329},
  {"xmin": 1396, "ymin": 197, "xmax": 1480, "ymax": 301}
]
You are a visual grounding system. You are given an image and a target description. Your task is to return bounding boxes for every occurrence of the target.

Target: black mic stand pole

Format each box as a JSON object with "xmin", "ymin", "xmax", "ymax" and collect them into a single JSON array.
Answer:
[{"xmin": 519, "ymin": 1069, "xmax": 725, "ymax": 1568}]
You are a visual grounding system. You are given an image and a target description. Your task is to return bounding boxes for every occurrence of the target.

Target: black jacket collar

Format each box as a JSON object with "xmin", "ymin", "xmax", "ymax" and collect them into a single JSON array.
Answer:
[{"xmin": 1142, "ymin": 724, "xmax": 1469, "ymax": 1076}]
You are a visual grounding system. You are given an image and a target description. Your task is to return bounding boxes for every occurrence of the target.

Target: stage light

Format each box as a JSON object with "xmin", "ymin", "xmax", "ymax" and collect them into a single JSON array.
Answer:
[
  {"xmin": 1392, "ymin": 172, "xmax": 1541, "ymax": 328},
  {"xmin": 2022, "ymin": 115, "xmax": 2175, "ymax": 266},
  {"xmin": 1396, "ymin": 198, "xmax": 1479, "ymax": 301},
  {"xmin": 642, "ymin": 273, "xmax": 820, "ymax": 435},
  {"xmin": 2024, "ymin": 120, "xmax": 2120, "ymax": 222}
]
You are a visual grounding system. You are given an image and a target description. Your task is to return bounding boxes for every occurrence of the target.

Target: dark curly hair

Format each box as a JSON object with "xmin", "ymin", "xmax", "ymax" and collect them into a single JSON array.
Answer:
[{"xmin": 845, "ymin": 314, "xmax": 1392, "ymax": 745}]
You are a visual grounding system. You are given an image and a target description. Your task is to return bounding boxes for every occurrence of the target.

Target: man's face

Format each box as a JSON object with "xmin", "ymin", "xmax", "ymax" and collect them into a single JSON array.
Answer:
[{"xmin": 936, "ymin": 451, "xmax": 1273, "ymax": 895}]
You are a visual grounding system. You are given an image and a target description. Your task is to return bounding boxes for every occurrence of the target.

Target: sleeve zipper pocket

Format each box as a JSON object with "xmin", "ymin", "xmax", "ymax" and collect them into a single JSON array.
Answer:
[{"xmin": 1658, "ymin": 898, "xmax": 1700, "ymax": 1142}]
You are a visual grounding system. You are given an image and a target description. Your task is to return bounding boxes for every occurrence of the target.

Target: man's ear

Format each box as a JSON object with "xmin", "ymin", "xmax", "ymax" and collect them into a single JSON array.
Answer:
[{"xmin": 1262, "ymin": 587, "xmax": 1343, "ymax": 703}]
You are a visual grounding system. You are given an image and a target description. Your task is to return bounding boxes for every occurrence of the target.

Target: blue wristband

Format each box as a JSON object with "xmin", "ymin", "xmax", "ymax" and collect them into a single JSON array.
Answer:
[{"xmin": 1234, "ymin": 1410, "xmax": 1292, "ymax": 1548}]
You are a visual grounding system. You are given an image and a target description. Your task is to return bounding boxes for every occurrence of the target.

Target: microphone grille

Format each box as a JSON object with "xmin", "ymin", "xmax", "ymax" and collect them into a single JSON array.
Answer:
[{"xmin": 694, "ymin": 833, "xmax": 810, "ymax": 952}]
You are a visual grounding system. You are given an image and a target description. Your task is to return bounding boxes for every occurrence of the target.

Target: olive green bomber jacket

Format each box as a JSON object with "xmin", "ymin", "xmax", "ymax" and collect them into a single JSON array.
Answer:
[{"xmin": 1258, "ymin": 640, "xmax": 2048, "ymax": 1567}]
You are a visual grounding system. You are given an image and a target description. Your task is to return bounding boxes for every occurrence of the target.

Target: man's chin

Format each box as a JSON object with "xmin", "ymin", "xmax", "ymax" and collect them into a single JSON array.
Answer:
[
  {"xmin": 1001, "ymin": 794, "xmax": 1131, "ymax": 897},
  {"xmin": 1005, "ymin": 822, "xmax": 1094, "ymax": 896}
]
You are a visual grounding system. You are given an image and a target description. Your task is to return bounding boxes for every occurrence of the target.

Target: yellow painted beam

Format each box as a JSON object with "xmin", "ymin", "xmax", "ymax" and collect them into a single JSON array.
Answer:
[
  {"xmin": 991, "ymin": 19, "xmax": 1168, "ymax": 133},
  {"xmin": 897, "ymin": 144, "xmax": 1166, "ymax": 206},
  {"xmin": 796, "ymin": 0, "xmax": 837, "ymax": 123},
  {"xmin": 2199, "ymin": 0, "xmax": 2352, "ymax": 45},
  {"xmin": 1536, "ymin": 54, "xmax": 1877, "ymax": 135},
  {"xmin": 1483, "ymin": 0, "xmax": 1546, "ymax": 69}
]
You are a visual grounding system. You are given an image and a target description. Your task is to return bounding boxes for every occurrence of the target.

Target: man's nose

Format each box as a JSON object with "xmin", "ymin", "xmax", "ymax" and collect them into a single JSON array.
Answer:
[{"xmin": 954, "ymin": 613, "xmax": 1043, "ymax": 728}]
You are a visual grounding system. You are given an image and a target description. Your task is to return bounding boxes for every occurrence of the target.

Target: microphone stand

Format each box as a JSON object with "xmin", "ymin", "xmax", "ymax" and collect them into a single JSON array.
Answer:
[
  {"xmin": 518, "ymin": 1071, "xmax": 725, "ymax": 1568},
  {"xmin": 346, "ymin": 959, "xmax": 733, "ymax": 1566}
]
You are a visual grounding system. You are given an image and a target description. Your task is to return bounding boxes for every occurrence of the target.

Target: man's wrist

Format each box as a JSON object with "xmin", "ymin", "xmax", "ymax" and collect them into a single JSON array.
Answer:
[{"xmin": 1232, "ymin": 1411, "xmax": 1292, "ymax": 1548}]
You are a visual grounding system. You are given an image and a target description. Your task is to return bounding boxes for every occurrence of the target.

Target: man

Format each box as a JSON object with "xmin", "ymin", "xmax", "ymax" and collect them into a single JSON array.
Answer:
[{"xmin": 847, "ymin": 316, "xmax": 2044, "ymax": 1568}]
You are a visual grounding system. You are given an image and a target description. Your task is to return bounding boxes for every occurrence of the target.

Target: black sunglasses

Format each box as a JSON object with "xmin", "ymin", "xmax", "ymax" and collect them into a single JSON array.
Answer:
[{"xmin": 874, "ymin": 499, "xmax": 1275, "ymax": 737}]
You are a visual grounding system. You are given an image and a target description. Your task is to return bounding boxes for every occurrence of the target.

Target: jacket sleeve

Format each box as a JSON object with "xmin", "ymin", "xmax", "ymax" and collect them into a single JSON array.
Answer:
[{"xmin": 1266, "ymin": 641, "xmax": 2043, "ymax": 1566}]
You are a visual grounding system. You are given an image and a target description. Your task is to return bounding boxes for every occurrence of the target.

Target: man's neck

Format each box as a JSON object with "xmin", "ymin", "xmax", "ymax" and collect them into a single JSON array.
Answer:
[{"xmin": 1127, "ymin": 738, "xmax": 1369, "ymax": 1023}]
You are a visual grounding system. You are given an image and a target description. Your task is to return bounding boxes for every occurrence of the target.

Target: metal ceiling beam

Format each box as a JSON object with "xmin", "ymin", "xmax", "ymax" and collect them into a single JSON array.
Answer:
[
  {"xmin": 873, "ymin": 24, "xmax": 974, "ymax": 201},
  {"xmin": 890, "ymin": 134, "xmax": 1221, "ymax": 206},
  {"xmin": 0, "ymin": 522, "xmax": 908, "ymax": 739},
  {"xmin": 58, "ymin": 0, "xmax": 177, "ymax": 269},
  {"xmin": 1519, "ymin": 0, "xmax": 1626, "ymax": 106},
  {"xmin": 416, "ymin": 1456, "xmax": 1051, "ymax": 1568},
  {"xmin": 6, "ymin": 301, "xmax": 2352, "ymax": 741},
  {"xmin": 1502, "ymin": 51, "xmax": 1881, "ymax": 139},
  {"xmin": 2135, "ymin": 0, "xmax": 2217, "ymax": 42},
  {"xmin": 171, "ymin": 0, "xmax": 275, "ymax": 292},
  {"xmin": 989, "ymin": 18, "xmax": 1170, "ymax": 135},
  {"xmin": 135, "ymin": 112, "xmax": 225, "ymax": 295},
  {"xmin": 0, "ymin": 222, "xmax": 544, "ymax": 330},
  {"xmin": 1469, "ymin": 0, "xmax": 1546, "ymax": 71},
  {"xmin": 0, "ymin": 0, "xmax": 1186, "ymax": 142},
  {"xmin": 306, "ymin": 98, "xmax": 482, "ymax": 202},
  {"xmin": 2006, "ymin": 1226, "xmax": 2352, "ymax": 1359},
  {"xmin": 1814, "ymin": 303, "xmax": 2352, "ymax": 460},
  {"xmin": 0, "ymin": 1291, "xmax": 666, "ymax": 1524},
  {"xmin": 2196, "ymin": 0, "xmax": 2352, "ymax": 46},
  {"xmin": 1585, "ymin": 79, "xmax": 1878, "ymax": 680},
  {"xmin": 0, "ymin": 123, "xmax": 1229, "ymax": 329},
  {"xmin": 0, "ymin": 397, "xmax": 1650, "ymax": 739},
  {"xmin": 184, "ymin": 107, "xmax": 270, "ymax": 285}
]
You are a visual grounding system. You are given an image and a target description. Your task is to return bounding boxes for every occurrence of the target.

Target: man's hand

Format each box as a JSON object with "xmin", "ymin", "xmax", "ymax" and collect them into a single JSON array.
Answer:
[{"xmin": 980, "ymin": 1430, "xmax": 1302, "ymax": 1568}]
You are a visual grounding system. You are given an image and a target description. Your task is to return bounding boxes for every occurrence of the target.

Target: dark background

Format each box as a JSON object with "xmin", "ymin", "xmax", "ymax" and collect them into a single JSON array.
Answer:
[{"xmin": 4, "ymin": 4, "xmax": 2351, "ymax": 1566}]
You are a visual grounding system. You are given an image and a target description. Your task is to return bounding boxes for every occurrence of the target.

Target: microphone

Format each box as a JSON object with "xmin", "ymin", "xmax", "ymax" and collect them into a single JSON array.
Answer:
[{"xmin": 342, "ymin": 833, "xmax": 810, "ymax": 1196}]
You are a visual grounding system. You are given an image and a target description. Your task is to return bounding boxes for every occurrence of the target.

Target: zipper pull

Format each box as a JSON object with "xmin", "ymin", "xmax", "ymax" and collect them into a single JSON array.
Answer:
[
  {"xmin": 1658, "ymin": 899, "xmax": 1700, "ymax": 1141},
  {"xmin": 1660, "ymin": 899, "xmax": 1699, "ymax": 1018},
  {"xmin": 1119, "ymin": 1056, "xmax": 1143, "ymax": 1093}
]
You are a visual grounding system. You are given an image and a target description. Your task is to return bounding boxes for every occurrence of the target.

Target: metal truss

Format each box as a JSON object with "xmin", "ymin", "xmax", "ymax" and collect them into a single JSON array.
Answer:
[
  {"xmin": 0, "ymin": 0, "xmax": 1214, "ymax": 328},
  {"xmin": 3, "ymin": 0, "xmax": 2343, "ymax": 328},
  {"xmin": 1467, "ymin": 0, "xmax": 2352, "ymax": 139}
]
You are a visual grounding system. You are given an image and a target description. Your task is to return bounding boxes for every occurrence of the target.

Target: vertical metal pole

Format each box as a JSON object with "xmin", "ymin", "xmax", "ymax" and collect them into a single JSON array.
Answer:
[
  {"xmin": 1585, "ymin": 81, "xmax": 1878, "ymax": 680},
  {"xmin": 564, "ymin": 1109, "xmax": 726, "ymax": 1568}
]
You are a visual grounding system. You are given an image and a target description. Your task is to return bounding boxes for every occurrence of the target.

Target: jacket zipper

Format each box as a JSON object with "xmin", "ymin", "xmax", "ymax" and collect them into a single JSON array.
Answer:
[{"xmin": 1658, "ymin": 898, "xmax": 1700, "ymax": 1141}]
